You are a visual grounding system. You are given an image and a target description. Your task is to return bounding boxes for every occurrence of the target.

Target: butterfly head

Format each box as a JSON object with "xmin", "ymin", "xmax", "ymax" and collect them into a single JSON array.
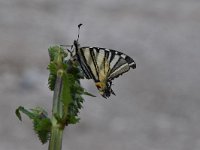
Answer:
[{"xmin": 95, "ymin": 81, "xmax": 115, "ymax": 98}]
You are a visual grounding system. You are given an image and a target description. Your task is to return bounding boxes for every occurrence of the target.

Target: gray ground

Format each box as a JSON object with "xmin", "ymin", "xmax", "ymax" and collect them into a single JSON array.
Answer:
[{"xmin": 1, "ymin": 0, "xmax": 200, "ymax": 150}]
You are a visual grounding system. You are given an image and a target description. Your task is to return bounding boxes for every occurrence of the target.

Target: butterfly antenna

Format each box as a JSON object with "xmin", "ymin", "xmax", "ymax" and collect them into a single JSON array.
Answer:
[{"xmin": 77, "ymin": 23, "xmax": 83, "ymax": 42}]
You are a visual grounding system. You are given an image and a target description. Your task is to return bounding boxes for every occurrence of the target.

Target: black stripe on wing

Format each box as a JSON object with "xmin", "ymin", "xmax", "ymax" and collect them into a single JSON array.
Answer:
[
  {"xmin": 78, "ymin": 48, "xmax": 98, "ymax": 81},
  {"xmin": 124, "ymin": 55, "xmax": 136, "ymax": 69},
  {"xmin": 103, "ymin": 50, "xmax": 110, "ymax": 74},
  {"xmin": 75, "ymin": 50, "xmax": 92, "ymax": 79},
  {"xmin": 89, "ymin": 48, "xmax": 100, "ymax": 80}
]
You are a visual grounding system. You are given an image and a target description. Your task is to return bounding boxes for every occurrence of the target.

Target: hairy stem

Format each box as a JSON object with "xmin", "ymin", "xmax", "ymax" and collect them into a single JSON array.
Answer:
[{"xmin": 48, "ymin": 75, "xmax": 64, "ymax": 150}]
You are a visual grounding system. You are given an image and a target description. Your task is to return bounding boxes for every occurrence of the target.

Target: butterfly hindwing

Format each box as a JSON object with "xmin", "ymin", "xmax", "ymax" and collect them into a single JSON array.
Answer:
[{"xmin": 108, "ymin": 51, "xmax": 136, "ymax": 80}]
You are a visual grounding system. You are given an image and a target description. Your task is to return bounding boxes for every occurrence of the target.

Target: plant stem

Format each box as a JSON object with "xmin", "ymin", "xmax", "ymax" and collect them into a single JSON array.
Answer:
[{"xmin": 48, "ymin": 75, "xmax": 64, "ymax": 150}]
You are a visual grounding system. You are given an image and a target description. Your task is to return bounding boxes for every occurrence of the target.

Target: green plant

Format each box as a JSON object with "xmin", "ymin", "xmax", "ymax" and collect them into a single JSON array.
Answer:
[{"xmin": 16, "ymin": 46, "xmax": 95, "ymax": 150}]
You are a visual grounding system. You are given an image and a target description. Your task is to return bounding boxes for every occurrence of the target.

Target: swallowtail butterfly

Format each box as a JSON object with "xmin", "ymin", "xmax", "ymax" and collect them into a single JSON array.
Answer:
[{"xmin": 65, "ymin": 24, "xmax": 136, "ymax": 98}]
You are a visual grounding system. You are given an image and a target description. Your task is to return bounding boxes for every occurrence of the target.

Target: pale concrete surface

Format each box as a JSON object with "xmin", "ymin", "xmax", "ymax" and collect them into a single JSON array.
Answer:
[{"xmin": 1, "ymin": 0, "xmax": 200, "ymax": 150}]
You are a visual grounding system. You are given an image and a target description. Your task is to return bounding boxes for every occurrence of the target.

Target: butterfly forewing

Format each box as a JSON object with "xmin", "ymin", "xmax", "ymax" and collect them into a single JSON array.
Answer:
[{"xmin": 75, "ymin": 47, "xmax": 94, "ymax": 79}]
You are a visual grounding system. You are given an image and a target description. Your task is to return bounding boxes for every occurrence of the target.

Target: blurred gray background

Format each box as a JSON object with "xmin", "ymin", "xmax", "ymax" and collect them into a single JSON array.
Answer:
[{"xmin": 1, "ymin": 0, "xmax": 200, "ymax": 150}]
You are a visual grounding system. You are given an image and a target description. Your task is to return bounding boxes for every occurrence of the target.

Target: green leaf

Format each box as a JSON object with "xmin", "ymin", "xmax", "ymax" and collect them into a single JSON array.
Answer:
[
  {"xmin": 37, "ymin": 130, "xmax": 50, "ymax": 144},
  {"xmin": 32, "ymin": 115, "xmax": 51, "ymax": 144},
  {"xmin": 15, "ymin": 107, "xmax": 22, "ymax": 121},
  {"xmin": 48, "ymin": 46, "xmax": 68, "ymax": 64},
  {"xmin": 16, "ymin": 106, "xmax": 51, "ymax": 144},
  {"xmin": 48, "ymin": 46, "xmax": 64, "ymax": 62},
  {"xmin": 35, "ymin": 118, "xmax": 52, "ymax": 132},
  {"xmin": 83, "ymin": 91, "xmax": 96, "ymax": 97},
  {"xmin": 47, "ymin": 62, "xmax": 58, "ymax": 91},
  {"xmin": 15, "ymin": 106, "xmax": 36, "ymax": 120},
  {"xmin": 33, "ymin": 118, "xmax": 51, "ymax": 144},
  {"xmin": 30, "ymin": 107, "xmax": 48, "ymax": 119},
  {"xmin": 48, "ymin": 62, "xmax": 57, "ymax": 74},
  {"xmin": 48, "ymin": 46, "xmax": 57, "ymax": 61},
  {"xmin": 66, "ymin": 116, "xmax": 80, "ymax": 125}
]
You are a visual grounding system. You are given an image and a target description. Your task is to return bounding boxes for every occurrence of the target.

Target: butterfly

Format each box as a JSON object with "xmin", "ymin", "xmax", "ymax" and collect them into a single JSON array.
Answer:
[{"xmin": 65, "ymin": 24, "xmax": 136, "ymax": 98}]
